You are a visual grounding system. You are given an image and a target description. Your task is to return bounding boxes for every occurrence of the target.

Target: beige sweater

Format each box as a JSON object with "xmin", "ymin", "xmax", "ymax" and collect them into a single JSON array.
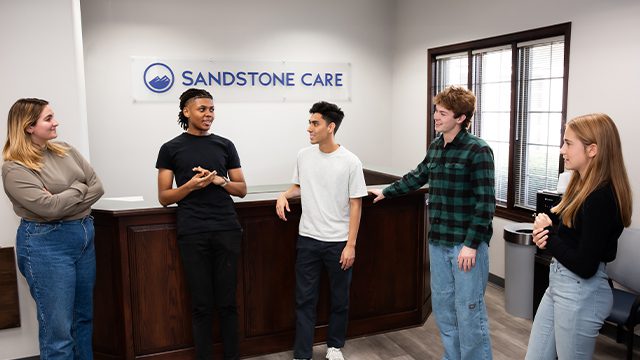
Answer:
[{"xmin": 2, "ymin": 142, "xmax": 104, "ymax": 222}]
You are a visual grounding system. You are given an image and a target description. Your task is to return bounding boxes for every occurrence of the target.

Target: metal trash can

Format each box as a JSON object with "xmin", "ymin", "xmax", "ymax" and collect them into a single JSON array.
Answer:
[{"xmin": 504, "ymin": 222, "xmax": 535, "ymax": 319}]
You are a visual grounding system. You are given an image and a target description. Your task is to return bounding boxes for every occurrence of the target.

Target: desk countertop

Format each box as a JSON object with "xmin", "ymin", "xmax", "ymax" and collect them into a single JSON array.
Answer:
[
  {"xmin": 92, "ymin": 165, "xmax": 421, "ymax": 212},
  {"xmin": 92, "ymin": 184, "xmax": 414, "ymax": 212}
]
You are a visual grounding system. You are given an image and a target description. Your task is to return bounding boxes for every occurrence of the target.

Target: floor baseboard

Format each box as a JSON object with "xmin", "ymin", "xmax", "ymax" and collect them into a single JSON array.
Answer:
[{"xmin": 488, "ymin": 272, "xmax": 504, "ymax": 288}]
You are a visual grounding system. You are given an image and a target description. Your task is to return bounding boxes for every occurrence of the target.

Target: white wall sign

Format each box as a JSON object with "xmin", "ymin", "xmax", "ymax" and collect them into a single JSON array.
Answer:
[{"xmin": 132, "ymin": 58, "xmax": 351, "ymax": 102}]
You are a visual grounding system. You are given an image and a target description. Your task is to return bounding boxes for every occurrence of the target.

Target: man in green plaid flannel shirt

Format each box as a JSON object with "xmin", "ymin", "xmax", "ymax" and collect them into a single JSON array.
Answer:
[{"xmin": 370, "ymin": 86, "xmax": 495, "ymax": 360}]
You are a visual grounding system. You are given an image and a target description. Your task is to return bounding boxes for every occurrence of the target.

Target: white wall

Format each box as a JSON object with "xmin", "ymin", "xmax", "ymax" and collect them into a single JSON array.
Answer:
[
  {"xmin": 3, "ymin": 0, "xmax": 640, "ymax": 357},
  {"xmin": 81, "ymin": 0, "xmax": 395, "ymax": 202},
  {"xmin": 0, "ymin": 0, "xmax": 89, "ymax": 358},
  {"xmin": 391, "ymin": 0, "xmax": 640, "ymax": 278}
]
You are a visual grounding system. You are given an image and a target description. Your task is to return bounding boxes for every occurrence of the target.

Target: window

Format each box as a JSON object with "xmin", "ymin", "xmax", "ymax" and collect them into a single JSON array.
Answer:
[{"xmin": 428, "ymin": 23, "xmax": 570, "ymax": 221}]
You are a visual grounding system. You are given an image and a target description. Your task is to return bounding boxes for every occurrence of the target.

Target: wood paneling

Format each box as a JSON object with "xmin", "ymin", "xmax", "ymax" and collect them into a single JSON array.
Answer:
[
  {"xmin": 363, "ymin": 169, "xmax": 401, "ymax": 185},
  {"xmin": 0, "ymin": 247, "xmax": 20, "ymax": 329},
  {"xmin": 127, "ymin": 224, "xmax": 192, "ymax": 355},
  {"xmin": 241, "ymin": 211, "xmax": 300, "ymax": 339},
  {"xmin": 92, "ymin": 191, "xmax": 429, "ymax": 359}
]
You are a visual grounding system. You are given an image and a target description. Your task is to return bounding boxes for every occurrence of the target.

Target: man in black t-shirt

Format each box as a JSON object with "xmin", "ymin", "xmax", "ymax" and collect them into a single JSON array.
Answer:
[{"xmin": 156, "ymin": 88, "xmax": 247, "ymax": 360}]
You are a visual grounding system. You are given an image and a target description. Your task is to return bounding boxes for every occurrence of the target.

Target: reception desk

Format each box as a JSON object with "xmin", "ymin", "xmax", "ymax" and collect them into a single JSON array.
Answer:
[{"xmin": 91, "ymin": 180, "xmax": 429, "ymax": 359}]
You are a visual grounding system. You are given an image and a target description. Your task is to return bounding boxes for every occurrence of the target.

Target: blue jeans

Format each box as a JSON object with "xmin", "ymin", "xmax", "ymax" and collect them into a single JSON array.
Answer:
[
  {"xmin": 294, "ymin": 236, "xmax": 352, "ymax": 359},
  {"xmin": 525, "ymin": 259, "xmax": 612, "ymax": 360},
  {"xmin": 16, "ymin": 216, "xmax": 96, "ymax": 360},
  {"xmin": 429, "ymin": 242, "xmax": 492, "ymax": 360}
]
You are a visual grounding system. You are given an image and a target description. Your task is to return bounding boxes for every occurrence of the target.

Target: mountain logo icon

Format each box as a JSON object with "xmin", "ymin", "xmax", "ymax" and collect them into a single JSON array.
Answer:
[{"xmin": 143, "ymin": 63, "xmax": 175, "ymax": 93}]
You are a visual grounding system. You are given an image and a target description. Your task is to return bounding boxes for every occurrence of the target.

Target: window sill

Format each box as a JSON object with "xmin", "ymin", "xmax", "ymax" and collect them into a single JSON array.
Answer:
[{"xmin": 495, "ymin": 207, "xmax": 535, "ymax": 223}]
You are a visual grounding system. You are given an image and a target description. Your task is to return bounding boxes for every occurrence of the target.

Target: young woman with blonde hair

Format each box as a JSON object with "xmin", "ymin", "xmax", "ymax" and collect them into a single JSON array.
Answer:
[
  {"xmin": 2, "ymin": 98, "xmax": 104, "ymax": 359},
  {"xmin": 526, "ymin": 113, "xmax": 632, "ymax": 359}
]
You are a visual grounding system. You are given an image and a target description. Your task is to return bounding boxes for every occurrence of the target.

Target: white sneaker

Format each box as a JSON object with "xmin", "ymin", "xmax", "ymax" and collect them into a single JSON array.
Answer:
[{"xmin": 326, "ymin": 347, "xmax": 345, "ymax": 360}]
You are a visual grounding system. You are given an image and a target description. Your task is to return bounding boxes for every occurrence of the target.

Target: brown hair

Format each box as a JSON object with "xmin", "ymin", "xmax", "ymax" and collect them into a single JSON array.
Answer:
[{"xmin": 433, "ymin": 86, "xmax": 476, "ymax": 130}]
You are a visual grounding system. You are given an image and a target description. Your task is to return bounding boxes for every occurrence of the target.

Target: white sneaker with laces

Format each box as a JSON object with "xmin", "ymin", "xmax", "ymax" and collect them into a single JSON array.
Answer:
[{"xmin": 326, "ymin": 347, "xmax": 345, "ymax": 360}]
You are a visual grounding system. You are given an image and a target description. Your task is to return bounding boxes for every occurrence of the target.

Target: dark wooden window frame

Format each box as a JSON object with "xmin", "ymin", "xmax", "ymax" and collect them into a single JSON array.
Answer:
[{"xmin": 426, "ymin": 23, "xmax": 571, "ymax": 222}]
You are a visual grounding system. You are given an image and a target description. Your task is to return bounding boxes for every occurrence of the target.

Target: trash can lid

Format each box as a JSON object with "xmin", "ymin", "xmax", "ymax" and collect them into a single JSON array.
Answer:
[{"xmin": 503, "ymin": 223, "xmax": 535, "ymax": 245}]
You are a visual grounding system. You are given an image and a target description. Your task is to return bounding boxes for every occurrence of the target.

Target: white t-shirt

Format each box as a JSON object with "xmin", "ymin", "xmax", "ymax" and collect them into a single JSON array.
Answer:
[{"xmin": 293, "ymin": 145, "xmax": 368, "ymax": 242}]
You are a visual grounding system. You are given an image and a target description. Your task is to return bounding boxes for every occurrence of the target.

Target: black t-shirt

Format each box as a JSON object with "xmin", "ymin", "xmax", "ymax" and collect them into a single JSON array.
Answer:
[{"xmin": 156, "ymin": 132, "xmax": 242, "ymax": 236}]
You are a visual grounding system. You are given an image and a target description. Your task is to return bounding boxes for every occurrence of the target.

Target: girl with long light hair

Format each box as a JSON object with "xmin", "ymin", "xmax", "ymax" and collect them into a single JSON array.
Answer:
[
  {"xmin": 526, "ymin": 113, "xmax": 632, "ymax": 359},
  {"xmin": 2, "ymin": 98, "xmax": 104, "ymax": 359}
]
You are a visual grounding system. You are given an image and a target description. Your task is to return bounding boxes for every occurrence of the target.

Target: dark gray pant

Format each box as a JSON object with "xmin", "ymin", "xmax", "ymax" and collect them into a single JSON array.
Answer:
[
  {"xmin": 178, "ymin": 230, "xmax": 242, "ymax": 360},
  {"xmin": 294, "ymin": 235, "xmax": 352, "ymax": 359}
]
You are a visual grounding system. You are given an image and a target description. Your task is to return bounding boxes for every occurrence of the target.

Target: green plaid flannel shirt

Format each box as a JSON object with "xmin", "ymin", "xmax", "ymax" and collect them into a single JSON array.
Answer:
[{"xmin": 383, "ymin": 130, "xmax": 495, "ymax": 248}]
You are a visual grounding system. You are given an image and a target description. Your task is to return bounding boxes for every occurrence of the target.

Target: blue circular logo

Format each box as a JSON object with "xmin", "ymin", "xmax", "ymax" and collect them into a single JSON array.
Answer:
[{"xmin": 143, "ymin": 63, "xmax": 174, "ymax": 93}]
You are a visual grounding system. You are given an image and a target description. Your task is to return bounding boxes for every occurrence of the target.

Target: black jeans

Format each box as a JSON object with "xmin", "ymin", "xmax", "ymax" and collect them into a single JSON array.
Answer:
[
  {"xmin": 178, "ymin": 230, "xmax": 242, "ymax": 360},
  {"xmin": 294, "ymin": 235, "xmax": 353, "ymax": 359}
]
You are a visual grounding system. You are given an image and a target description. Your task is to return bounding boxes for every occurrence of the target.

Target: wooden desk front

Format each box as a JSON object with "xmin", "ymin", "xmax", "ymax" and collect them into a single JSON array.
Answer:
[{"xmin": 92, "ymin": 190, "xmax": 429, "ymax": 359}]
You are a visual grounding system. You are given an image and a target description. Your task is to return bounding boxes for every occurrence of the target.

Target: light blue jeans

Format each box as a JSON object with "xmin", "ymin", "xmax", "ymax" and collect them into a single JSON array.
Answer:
[
  {"xmin": 525, "ymin": 259, "xmax": 612, "ymax": 360},
  {"xmin": 16, "ymin": 216, "xmax": 96, "ymax": 360},
  {"xmin": 429, "ymin": 242, "xmax": 492, "ymax": 360}
]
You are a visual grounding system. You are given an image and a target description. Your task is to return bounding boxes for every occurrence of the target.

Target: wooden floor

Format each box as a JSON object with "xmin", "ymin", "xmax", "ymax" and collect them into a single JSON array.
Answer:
[{"xmin": 245, "ymin": 283, "xmax": 639, "ymax": 360}]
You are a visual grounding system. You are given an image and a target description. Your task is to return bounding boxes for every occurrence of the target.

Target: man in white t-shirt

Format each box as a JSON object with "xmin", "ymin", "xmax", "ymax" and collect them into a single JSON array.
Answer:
[{"xmin": 276, "ymin": 101, "xmax": 368, "ymax": 360}]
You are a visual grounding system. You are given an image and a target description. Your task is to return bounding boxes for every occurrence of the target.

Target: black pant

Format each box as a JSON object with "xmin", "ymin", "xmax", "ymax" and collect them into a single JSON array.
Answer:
[
  {"xmin": 294, "ymin": 235, "xmax": 353, "ymax": 359},
  {"xmin": 178, "ymin": 230, "xmax": 242, "ymax": 360}
]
